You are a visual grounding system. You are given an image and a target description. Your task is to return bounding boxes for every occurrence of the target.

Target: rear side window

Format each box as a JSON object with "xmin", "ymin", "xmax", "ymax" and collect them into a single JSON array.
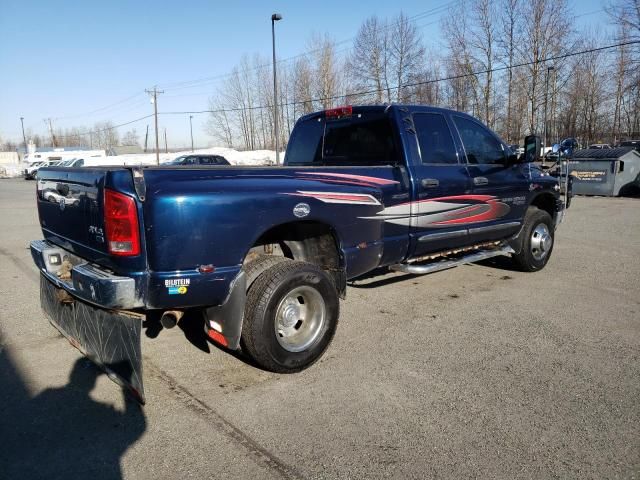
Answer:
[
  {"xmin": 285, "ymin": 117, "xmax": 324, "ymax": 165},
  {"xmin": 453, "ymin": 116, "xmax": 505, "ymax": 165},
  {"xmin": 322, "ymin": 114, "xmax": 397, "ymax": 165},
  {"xmin": 413, "ymin": 113, "xmax": 458, "ymax": 164},
  {"xmin": 285, "ymin": 112, "xmax": 398, "ymax": 166}
]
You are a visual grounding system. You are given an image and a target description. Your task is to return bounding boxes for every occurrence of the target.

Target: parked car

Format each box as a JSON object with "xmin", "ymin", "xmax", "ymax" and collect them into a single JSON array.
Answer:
[
  {"xmin": 619, "ymin": 140, "xmax": 640, "ymax": 152},
  {"xmin": 588, "ymin": 144, "xmax": 612, "ymax": 149},
  {"xmin": 24, "ymin": 160, "xmax": 67, "ymax": 180},
  {"xmin": 31, "ymin": 105, "xmax": 571, "ymax": 402},
  {"xmin": 58, "ymin": 158, "xmax": 85, "ymax": 168},
  {"xmin": 165, "ymin": 154, "xmax": 230, "ymax": 166},
  {"xmin": 24, "ymin": 161, "xmax": 44, "ymax": 180}
]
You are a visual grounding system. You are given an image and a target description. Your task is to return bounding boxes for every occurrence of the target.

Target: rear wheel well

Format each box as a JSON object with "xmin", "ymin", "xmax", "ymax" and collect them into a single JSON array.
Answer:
[{"xmin": 244, "ymin": 221, "xmax": 345, "ymax": 296}]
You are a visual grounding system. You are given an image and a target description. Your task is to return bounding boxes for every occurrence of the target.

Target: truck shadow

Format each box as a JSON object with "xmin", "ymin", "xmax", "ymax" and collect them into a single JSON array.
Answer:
[
  {"xmin": 143, "ymin": 310, "xmax": 263, "ymax": 369},
  {"xmin": 0, "ymin": 346, "xmax": 146, "ymax": 480}
]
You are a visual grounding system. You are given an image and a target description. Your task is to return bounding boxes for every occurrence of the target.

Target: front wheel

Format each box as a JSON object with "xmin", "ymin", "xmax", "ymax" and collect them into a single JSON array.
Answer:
[
  {"xmin": 512, "ymin": 206, "xmax": 555, "ymax": 272},
  {"xmin": 241, "ymin": 260, "xmax": 339, "ymax": 373}
]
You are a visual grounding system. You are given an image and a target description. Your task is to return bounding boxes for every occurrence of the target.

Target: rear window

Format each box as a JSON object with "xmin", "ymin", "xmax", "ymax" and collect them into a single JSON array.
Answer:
[{"xmin": 285, "ymin": 112, "xmax": 398, "ymax": 166}]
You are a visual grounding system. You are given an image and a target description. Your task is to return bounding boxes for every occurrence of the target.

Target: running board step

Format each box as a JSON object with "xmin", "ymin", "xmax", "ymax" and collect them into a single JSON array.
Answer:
[{"xmin": 390, "ymin": 245, "xmax": 514, "ymax": 275}]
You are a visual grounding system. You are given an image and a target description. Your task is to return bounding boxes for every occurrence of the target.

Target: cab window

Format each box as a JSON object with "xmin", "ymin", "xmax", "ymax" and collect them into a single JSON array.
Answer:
[
  {"xmin": 453, "ymin": 116, "xmax": 505, "ymax": 165},
  {"xmin": 413, "ymin": 113, "xmax": 458, "ymax": 164}
]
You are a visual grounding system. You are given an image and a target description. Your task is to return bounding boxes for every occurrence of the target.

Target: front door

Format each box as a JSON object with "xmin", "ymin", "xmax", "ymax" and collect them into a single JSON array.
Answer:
[{"xmin": 451, "ymin": 115, "xmax": 530, "ymax": 244}]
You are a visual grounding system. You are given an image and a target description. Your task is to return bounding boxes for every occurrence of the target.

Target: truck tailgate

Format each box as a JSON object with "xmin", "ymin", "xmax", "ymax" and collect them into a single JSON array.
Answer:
[{"xmin": 35, "ymin": 167, "xmax": 145, "ymax": 271}]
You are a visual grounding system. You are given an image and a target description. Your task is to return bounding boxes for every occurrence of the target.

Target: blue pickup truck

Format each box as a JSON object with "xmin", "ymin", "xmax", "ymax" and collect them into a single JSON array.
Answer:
[{"xmin": 31, "ymin": 105, "xmax": 571, "ymax": 402}]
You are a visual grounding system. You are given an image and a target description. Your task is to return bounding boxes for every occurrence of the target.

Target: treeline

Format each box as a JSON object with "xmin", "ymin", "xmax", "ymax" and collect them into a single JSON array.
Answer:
[
  {"xmin": 3, "ymin": 123, "xmax": 142, "ymax": 151},
  {"xmin": 207, "ymin": 0, "xmax": 639, "ymax": 150}
]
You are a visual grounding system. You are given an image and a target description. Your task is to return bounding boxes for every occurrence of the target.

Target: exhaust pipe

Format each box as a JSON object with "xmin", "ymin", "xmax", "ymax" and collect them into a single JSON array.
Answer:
[{"xmin": 160, "ymin": 310, "xmax": 184, "ymax": 329}]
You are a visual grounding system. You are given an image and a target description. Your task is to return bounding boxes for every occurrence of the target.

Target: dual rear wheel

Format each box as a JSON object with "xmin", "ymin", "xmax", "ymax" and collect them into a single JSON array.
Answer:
[{"xmin": 240, "ymin": 258, "xmax": 339, "ymax": 373}]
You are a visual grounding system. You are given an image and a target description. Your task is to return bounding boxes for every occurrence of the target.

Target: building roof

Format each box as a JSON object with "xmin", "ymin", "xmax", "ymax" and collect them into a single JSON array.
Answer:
[{"xmin": 572, "ymin": 147, "xmax": 637, "ymax": 160}]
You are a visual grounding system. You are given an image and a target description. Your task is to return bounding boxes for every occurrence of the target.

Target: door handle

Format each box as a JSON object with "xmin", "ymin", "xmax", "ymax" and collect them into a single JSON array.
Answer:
[
  {"xmin": 421, "ymin": 178, "xmax": 440, "ymax": 188},
  {"xmin": 473, "ymin": 176, "xmax": 489, "ymax": 186}
]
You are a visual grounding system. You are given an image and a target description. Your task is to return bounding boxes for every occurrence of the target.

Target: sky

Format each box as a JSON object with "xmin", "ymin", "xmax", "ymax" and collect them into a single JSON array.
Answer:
[{"xmin": 0, "ymin": 0, "xmax": 611, "ymax": 149}]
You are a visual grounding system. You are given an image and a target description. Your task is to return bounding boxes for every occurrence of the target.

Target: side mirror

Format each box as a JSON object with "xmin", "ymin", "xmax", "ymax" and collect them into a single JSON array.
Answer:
[
  {"xmin": 551, "ymin": 143, "xmax": 560, "ymax": 154},
  {"xmin": 524, "ymin": 135, "xmax": 541, "ymax": 163}
]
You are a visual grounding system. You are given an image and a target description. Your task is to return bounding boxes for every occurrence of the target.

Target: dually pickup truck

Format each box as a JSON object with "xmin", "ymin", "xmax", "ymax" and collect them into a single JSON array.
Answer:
[{"xmin": 31, "ymin": 105, "xmax": 572, "ymax": 402}]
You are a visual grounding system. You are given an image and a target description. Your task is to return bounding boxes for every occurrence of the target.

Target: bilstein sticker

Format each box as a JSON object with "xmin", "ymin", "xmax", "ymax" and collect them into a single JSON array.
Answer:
[
  {"xmin": 168, "ymin": 286, "xmax": 188, "ymax": 295},
  {"xmin": 164, "ymin": 278, "xmax": 190, "ymax": 287}
]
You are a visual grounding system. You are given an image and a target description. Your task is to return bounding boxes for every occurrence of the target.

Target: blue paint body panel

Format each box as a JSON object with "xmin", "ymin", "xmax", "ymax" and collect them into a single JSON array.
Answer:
[{"xmin": 35, "ymin": 105, "xmax": 561, "ymax": 310}]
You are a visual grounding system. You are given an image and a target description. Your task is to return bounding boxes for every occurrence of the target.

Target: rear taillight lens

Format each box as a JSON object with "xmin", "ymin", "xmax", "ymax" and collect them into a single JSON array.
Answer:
[{"xmin": 104, "ymin": 189, "xmax": 140, "ymax": 256}]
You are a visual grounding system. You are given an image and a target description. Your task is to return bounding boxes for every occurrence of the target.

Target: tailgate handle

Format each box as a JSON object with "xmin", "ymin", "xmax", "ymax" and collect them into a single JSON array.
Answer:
[
  {"xmin": 421, "ymin": 178, "xmax": 439, "ymax": 188},
  {"xmin": 473, "ymin": 176, "xmax": 489, "ymax": 186}
]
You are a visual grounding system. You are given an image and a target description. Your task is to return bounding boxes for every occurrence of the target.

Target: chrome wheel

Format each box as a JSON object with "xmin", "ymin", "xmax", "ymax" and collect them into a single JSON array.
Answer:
[
  {"xmin": 531, "ymin": 223, "xmax": 552, "ymax": 261},
  {"xmin": 274, "ymin": 285, "xmax": 326, "ymax": 352}
]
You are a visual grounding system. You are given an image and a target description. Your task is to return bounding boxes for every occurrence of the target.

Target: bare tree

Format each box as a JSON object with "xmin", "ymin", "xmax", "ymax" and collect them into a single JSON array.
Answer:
[
  {"xmin": 347, "ymin": 16, "xmax": 389, "ymax": 103},
  {"xmin": 121, "ymin": 129, "xmax": 140, "ymax": 146},
  {"xmin": 311, "ymin": 34, "xmax": 341, "ymax": 108},
  {"xmin": 389, "ymin": 12, "xmax": 425, "ymax": 102},
  {"xmin": 292, "ymin": 56, "xmax": 314, "ymax": 115},
  {"xmin": 498, "ymin": 0, "xmax": 522, "ymax": 141},
  {"xmin": 518, "ymin": 0, "xmax": 571, "ymax": 135}
]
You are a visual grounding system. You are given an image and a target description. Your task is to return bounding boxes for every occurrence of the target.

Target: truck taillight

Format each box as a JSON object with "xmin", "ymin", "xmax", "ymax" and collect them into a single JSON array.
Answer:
[{"xmin": 104, "ymin": 189, "xmax": 140, "ymax": 256}]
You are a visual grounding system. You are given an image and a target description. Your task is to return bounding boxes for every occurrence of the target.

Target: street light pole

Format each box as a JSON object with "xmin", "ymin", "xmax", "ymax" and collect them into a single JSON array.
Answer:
[
  {"xmin": 271, "ymin": 13, "xmax": 283, "ymax": 166},
  {"xmin": 543, "ymin": 65, "xmax": 554, "ymax": 155},
  {"xmin": 190, "ymin": 115, "xmax": 194, "ymax": 152},
  {"xmin": 19, "ymin": 117, "xmax": 27, "ymax": 152}
]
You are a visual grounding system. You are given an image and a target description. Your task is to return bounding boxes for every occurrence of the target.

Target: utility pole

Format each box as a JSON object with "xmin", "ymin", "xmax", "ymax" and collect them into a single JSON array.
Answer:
[
  {"xmin": 271, "ymin": 13, "xmax": 283, "ymax": 165},
  {"xmin": 145, "ymin": 86, "xmax": 164, "ymax": 165},
  {"xmin": 164, "ymin": 128, "xmax": 168, "ymax": 153},
  {"xmin": 189, "ymin": 115, "xmax": 194, "ymax": 152},
  {"xmin": 543, "ymin": 66, "xmax": 554, "ymax": 157},
  {"xmin": 144, "ymin": 125, "xmax": 149, "ymax": 152},
  {"xmin": 45, "ymin": 118, "xmax": 57, "ymax": 147},
  {"xmin": 19, "ymin": 117, "xmax": 27, "ymax": 151}
]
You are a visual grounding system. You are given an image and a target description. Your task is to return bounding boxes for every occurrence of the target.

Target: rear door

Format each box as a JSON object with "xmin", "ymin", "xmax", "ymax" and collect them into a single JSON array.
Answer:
[
  {"xmin": 451, "ymin": 115, "xmax": 530, "ymax": 244},
  {"xmin": 409, "ymin": 111, "xmax": 472, "ymax": 257}
]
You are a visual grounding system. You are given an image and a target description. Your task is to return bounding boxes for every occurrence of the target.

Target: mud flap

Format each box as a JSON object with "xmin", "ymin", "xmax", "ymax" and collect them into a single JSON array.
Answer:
[{"xmin": 40, "ymin": 275, "xmax": 146, "ymax": 404}]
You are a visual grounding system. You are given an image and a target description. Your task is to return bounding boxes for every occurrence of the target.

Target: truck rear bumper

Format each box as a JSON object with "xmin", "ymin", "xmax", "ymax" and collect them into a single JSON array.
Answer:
[{"xmin": 30, "ymin": 240, "xmax": 144, "ymax": 310}]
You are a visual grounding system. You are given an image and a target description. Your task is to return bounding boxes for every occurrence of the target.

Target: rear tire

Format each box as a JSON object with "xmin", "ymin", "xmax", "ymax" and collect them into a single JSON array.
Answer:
[
  {"xmin": 242, "ymin": 254, "xmax": 291, "ymax": 290},
  {"xmin": 512, "ymin": 207, "xmax": 555, "ymax": 272},
  {"xmin": 241, "ymin": 260, "xmax": 339, "ymax": 373}
]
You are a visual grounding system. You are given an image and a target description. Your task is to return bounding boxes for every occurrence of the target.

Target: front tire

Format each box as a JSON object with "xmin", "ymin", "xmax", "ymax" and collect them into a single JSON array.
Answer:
[
  {"xmin": 241, "ymin": 260, "xmax": 339, "ymax": 373},
  {"xmin": 512, "ymin": 206, "xmax": 555, "ymax": 272}
]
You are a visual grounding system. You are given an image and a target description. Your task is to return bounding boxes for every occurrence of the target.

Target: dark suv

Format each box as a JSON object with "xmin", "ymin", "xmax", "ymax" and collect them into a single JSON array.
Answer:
[{"xmin": 166, "ymin": 154, "xmax": 230, "ymax": 166}]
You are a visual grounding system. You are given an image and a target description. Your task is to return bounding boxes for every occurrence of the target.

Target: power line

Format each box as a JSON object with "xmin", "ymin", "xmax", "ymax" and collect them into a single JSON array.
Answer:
[
  {"xmin": 159, "ymin": 40, "xmax": 640, "ymax": 116},
  {"xmin": 157, "ymin": 1, "xmax": 458, "ymax": 92},
  {"xmin": 50, "ymin": 114, "xmax": 155, "ymax": 139},
  {"xmin": 48, "ymin": 39, "xmax": 638, "ymax": 141},
  {"xmin": 53, "ymin": 92, "xmax": 146, "ymax": 121}
]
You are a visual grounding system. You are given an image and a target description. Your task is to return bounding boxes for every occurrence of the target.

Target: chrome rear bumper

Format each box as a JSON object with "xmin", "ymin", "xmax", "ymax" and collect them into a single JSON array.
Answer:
[{"xmin": 30, "ymin": 240, "xmax": 143, "ymax": 309}]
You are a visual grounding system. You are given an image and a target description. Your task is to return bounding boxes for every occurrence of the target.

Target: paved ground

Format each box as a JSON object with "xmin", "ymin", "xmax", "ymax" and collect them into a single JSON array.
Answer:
[{"xmin": 0, "ymin": 177, "xmax": 638, "ymax": 479}]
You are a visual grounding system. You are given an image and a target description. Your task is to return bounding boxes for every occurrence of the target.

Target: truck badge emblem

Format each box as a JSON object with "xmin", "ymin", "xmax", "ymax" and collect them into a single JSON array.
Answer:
[{"xmin": 293, "ymin": 203, "xmax": 310, "ymax": 218}]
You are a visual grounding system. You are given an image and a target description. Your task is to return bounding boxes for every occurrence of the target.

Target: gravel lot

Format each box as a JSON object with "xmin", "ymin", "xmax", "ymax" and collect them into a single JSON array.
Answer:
[{"xmin": 0, "ymin": 177, "xmax": 638, "ymax": 479}]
